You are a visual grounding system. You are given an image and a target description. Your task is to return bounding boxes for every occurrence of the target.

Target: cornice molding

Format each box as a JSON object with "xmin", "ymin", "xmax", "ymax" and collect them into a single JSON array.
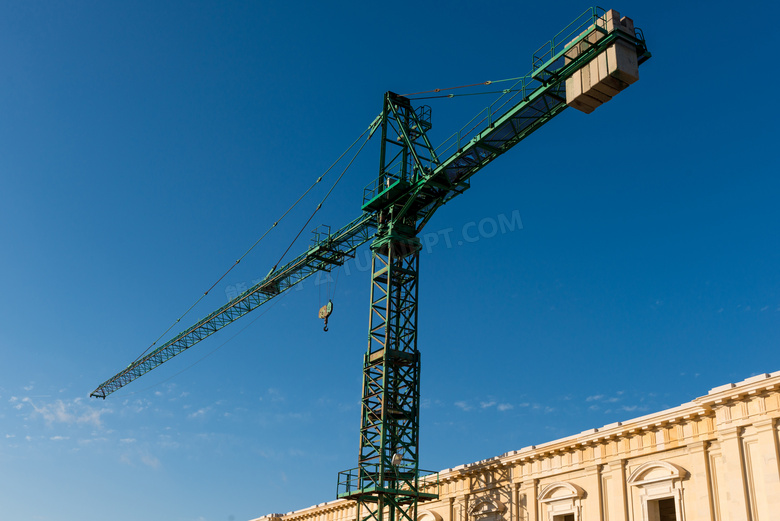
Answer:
[{"xmin": 252, "ymin": 370, "xmax": 780, "ymax": 521}]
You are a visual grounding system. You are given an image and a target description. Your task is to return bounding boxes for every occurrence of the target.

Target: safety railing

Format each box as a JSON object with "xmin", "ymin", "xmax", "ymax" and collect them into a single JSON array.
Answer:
[
  {"xmin": 337, "ymin": 466, "xmax": 440, "ymax": 499},
  {"xmin": 362, "ymin": 172, "xmax": 406, "ymax": 210},
  {"xmin": 531, "ymin": 6, "xmax": 607, "ymax": 73},
  {"xmin": 431, "ymin": 6, "xmax": 612, "ymax": 165}
]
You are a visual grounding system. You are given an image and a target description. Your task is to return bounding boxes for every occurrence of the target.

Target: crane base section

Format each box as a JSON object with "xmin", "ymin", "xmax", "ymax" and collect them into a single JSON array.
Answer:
[{"xmin": 336, "ymin": 467, "xmax": 440, "ymax": 502}]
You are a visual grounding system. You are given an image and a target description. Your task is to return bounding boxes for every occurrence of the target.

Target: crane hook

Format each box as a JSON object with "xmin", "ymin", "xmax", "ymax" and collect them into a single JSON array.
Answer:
[{"xmin": 318, "ymin": 300, "xmax": 333, "ymax": 332}]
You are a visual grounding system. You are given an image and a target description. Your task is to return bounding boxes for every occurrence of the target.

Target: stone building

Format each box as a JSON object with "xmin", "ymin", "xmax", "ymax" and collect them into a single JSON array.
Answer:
[{"xmin": 251, "ymin": 371, "xmax": 780, "ymax": 521}]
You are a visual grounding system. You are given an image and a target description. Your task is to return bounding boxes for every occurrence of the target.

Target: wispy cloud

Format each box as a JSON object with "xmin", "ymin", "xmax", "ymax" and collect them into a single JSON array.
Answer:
[
  {"xmin": 456, "ymin": 400, "xmax": 528, "ymax": 413},
  {"xmin": 266, "ymin": 388, "xmax": 285, "ymax": 402},
  {"xmin": 120, "ymin": 449, "xmax": 161, "ymax": 469},
  {"xmin": 121, "ymin": 398, "xmax": 151, "ymax": 414},
  {"xmin": 188, "ymin": 407, "xmax": 211, "ymax": 419},
  {"xmin": 78, "ymin": 437, "xmax": 109, "ymax": 446},
  {"xmin": 141, "ymin": 452, "xmax": 161, "ymax": 468},
  {"xmin": 23, "ymin": 397, "xmax": 111, "ymax": 428},
  {"xmin": 585, "ymin": 393, "xmax": 622, "ymax": 405}
]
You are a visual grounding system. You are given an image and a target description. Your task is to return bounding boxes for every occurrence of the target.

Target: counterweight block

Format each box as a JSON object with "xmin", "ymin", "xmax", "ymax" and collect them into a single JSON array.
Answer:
[{"xmin": 565, "ymin": 9, "xmax": 643, "ymax": 114}]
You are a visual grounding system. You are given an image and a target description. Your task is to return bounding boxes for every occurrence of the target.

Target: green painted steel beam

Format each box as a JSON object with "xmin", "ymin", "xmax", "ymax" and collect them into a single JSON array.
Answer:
[
  {"xmin": 92, "ymin": 19, "xmax": 651, "ymax": 511},
  {"xmin": 400, "ymin": 11, "xmax": 650, "ymax": 232},
  {"xmin": 338, "ymin": 11, "xmax": 651, "ymax": 521},
  {"xmin": 91, "ymin": 10, "xmax": 651, "ymax": 521},
  {"xmin": 90, "ymin": 214, "xmax": 375, "ymax": 399},
  {"xmin": 91, "ymin": 2, "xmax": 650, "ymax": 408}
]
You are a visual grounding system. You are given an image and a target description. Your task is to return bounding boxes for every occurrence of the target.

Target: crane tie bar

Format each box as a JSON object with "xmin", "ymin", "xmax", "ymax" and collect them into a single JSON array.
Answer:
[
  {"xmin": 400, "ymin": 76, "xmax": 525, "ymax": 97},
  {"xmin": 128, "ymin": 123, "xmax": 375, "ymax": 365}
]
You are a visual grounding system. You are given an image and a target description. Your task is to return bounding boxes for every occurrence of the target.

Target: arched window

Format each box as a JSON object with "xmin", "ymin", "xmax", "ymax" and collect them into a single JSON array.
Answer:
[
  {"xmin": 627, "ymin": 461, "xmax": 687, "ymax": 521},
  {"xmin": 468, "ymin": 498, "xmax": 506, "ymax": 521},
  {"xmin": 537, "ymin": 482, "xmax": 585, "ymax": 521},
  {"xmin": 417, "ymin": 510, "xmax": 443, "ymax": 521}
]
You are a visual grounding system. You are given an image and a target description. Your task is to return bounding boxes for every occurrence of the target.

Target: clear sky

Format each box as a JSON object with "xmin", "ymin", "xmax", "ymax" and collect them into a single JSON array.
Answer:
[{"xmin": 1, "ymin": 1, "xmax": 778, "ymax": 521}]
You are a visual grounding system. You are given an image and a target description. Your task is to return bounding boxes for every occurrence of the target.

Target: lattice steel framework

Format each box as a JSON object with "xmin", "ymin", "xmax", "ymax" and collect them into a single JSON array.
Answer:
[
  {"xmin": 358, "ymin": 243, "xmax": 423, "ymax": 521},
  {"xmin": 90, "ymin": 214, "xmax": 375, "ymax": 399},
  {"xmin": 91, "ymin": 7, "xmax": 650, "ymax": 403},
  {"xmin": 89, "ymin": 12, "xmax": 651, "ymax": 521},
  {"xmin": 338, "ymin": 92, "xmax": 439, "ymax": 521}
]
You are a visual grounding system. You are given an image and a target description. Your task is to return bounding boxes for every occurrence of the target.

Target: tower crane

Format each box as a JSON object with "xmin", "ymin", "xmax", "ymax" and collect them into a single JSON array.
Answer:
[{"xmin": 91, "ymin": 8, "xmax": 650, "ymax": 521}]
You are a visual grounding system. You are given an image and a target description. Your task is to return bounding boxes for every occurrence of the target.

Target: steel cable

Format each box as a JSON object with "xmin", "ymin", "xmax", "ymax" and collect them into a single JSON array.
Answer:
[
  {"xmin": 270, "ymin": 129, "xmax": 373, "ymax": 272},
  {"xmin": 131, "ymin": 122, "xmax": 374, "ymax": 364}
]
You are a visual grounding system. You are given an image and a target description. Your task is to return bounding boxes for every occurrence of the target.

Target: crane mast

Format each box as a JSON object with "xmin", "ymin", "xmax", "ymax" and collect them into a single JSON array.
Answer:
[
  {"xmin": 337, "ymin": 93, "xmax": 441, "ymax": 521},
  {"xmin": 90, "ymin": 7, "xmax": 650, "ymax": 521}
]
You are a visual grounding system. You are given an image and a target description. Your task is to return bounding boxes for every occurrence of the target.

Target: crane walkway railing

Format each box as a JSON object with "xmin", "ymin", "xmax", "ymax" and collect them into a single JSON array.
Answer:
[
  {"xmin": 336, "ymin": 465, "xmax": 440, "ymax": 501},
  {"xmin": 432, "ymin": 7, "xmax": 619, "ymax": 161}
]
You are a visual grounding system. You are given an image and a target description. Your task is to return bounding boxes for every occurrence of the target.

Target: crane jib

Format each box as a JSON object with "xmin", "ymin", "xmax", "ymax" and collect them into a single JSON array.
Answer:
[
  {"xmin": 91, "ymin": 6, "xmax": 650, "ymax": 400},
  {"xmin": 90, "ymin": 214, "xmax": 376, "ymax": 399}
]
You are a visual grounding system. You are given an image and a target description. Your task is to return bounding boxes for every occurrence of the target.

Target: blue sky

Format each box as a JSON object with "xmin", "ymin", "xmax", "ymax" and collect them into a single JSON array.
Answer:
[{"xmin": 1, "ymin": 1, "xmax": 778, "ymax": 520}]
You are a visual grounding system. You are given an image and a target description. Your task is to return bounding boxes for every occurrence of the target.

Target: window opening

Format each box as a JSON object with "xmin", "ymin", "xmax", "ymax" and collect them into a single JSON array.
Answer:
[{"xmin": 647, "ymin": 497, "xmax": 676, "ymax": 521}]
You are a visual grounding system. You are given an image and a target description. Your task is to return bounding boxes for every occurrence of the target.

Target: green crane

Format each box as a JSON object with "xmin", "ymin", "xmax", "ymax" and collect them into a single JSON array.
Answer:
[{"xmin": 91, "ymin": 8, "xmax": 650, "ymax": 521}]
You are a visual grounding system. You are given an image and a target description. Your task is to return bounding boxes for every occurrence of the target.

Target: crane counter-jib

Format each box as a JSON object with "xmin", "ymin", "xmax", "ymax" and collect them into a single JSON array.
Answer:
[
  {"xmin": 420, "ymin": 16, "xmax": 649, "ymax": 215},
  {"xmin": 375, "ymin": 15, "xmax": 649, "ymax": 234}
]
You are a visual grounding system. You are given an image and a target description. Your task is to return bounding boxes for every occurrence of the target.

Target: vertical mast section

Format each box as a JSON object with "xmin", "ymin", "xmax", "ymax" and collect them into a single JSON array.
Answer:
[{"xmin": 338, "ymin": 92, "xmax": 439, "ymax": 521}]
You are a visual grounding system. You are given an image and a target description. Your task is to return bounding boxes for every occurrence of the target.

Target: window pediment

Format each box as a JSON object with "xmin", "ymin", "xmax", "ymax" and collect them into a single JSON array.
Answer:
[
  {"xmin": 538, "ymin": 482, "xmax": 585, "ymax": 503},
  {"xmin": 537, "ymin": 482, "xmax": 585, "ymax": 521},
  {"xmin": 417, "ymin": 510, "xmax": 443, "ymax": 521},
  {"xmin": 628, "ymin": 461, "xmax": 687, "ymax": 487},
  {"xmin": 469, "ymin": 499, "xmax": 506, "ymax": 518}
]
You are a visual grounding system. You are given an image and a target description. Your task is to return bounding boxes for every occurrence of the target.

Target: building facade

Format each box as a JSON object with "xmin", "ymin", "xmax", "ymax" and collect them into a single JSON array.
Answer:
[{"xmin": 251, "ymin": 371, "xmax": 780, "ymax": 521}]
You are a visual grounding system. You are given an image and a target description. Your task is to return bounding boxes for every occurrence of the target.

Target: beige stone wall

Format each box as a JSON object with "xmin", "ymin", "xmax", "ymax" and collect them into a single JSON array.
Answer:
[{"xmin": 251, "ymin": 371, "xmax": 780, "ymax": 521}]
